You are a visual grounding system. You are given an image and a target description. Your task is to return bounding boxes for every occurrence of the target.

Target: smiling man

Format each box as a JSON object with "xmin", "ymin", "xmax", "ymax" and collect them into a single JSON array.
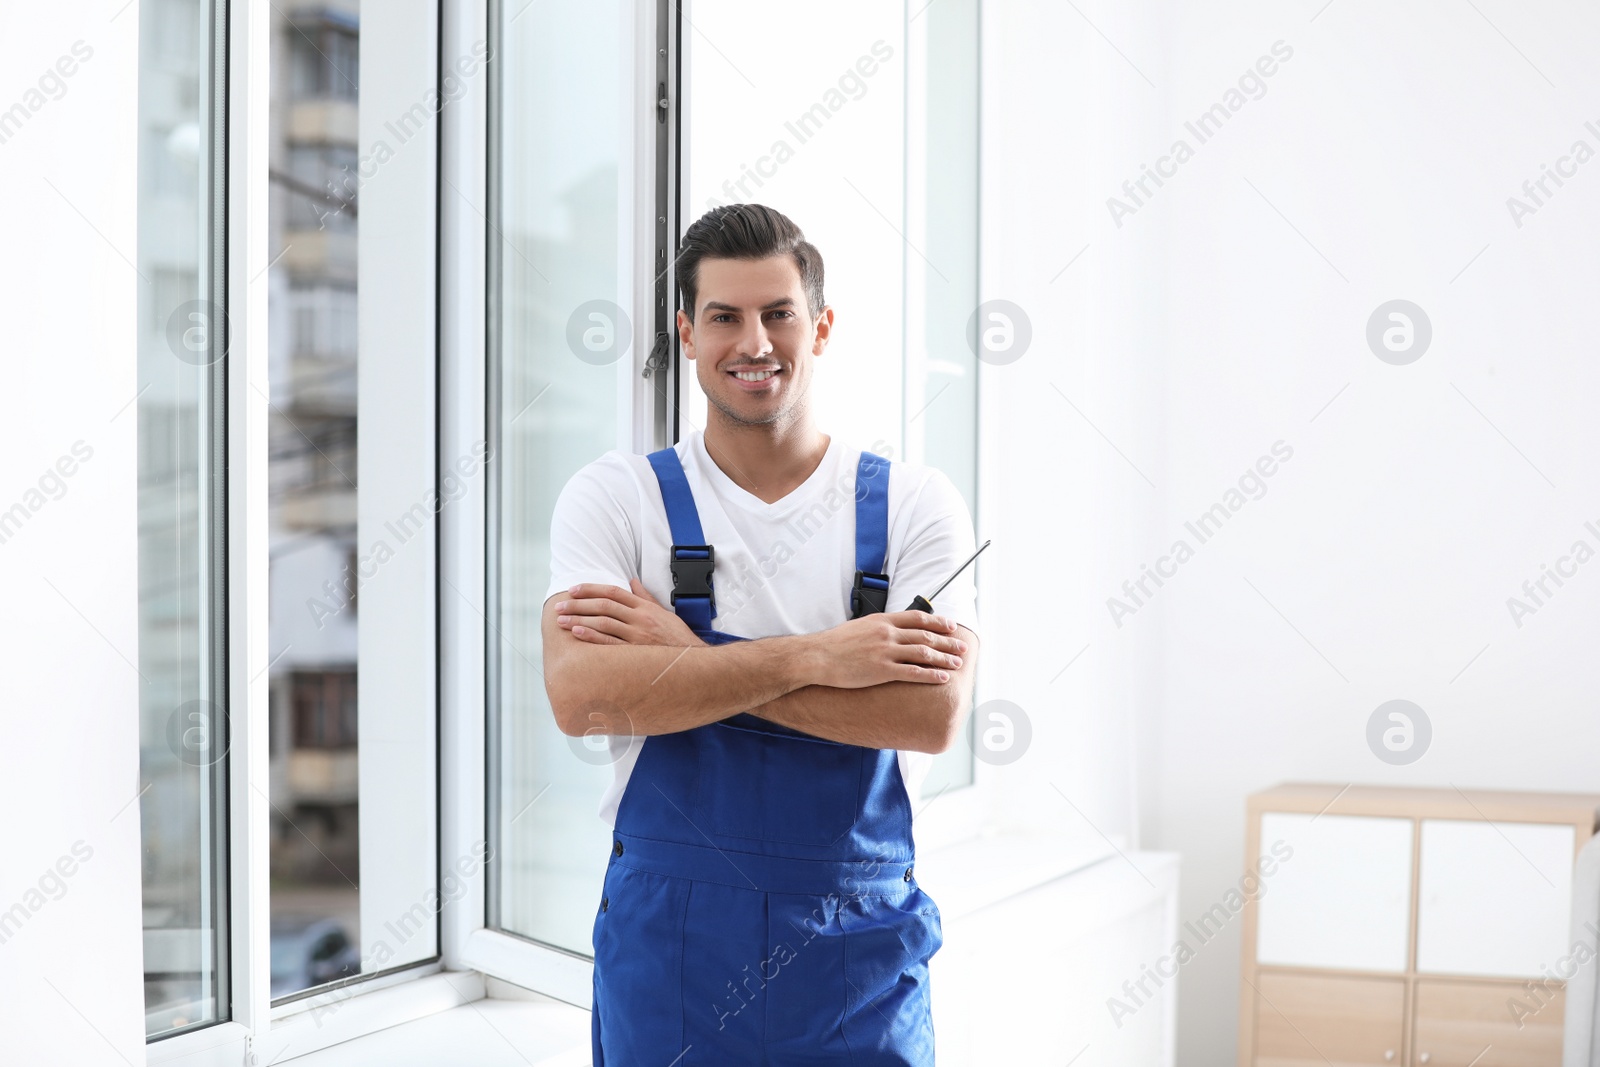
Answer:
[{"xmin": 541, "ymin": 203, "xmax": 981, "ymax": 1065}]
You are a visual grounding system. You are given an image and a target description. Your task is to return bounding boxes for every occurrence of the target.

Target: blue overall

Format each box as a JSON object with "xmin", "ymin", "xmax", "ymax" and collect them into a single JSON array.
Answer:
[{"xmin": 589, "ymin": 445, "xmax": 944, "ymax": 1065}]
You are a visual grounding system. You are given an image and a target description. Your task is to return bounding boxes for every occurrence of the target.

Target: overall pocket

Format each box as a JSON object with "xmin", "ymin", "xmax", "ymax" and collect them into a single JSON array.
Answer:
[{"xmin": 693, "ymin": 721, "xmax": 865, "ymax": 846}]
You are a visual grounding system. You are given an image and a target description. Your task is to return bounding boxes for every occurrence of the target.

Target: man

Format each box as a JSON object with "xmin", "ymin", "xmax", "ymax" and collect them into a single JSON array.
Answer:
[{"xmin": 542, "ymin": 203, "xmax": 981, "ymax": 1064}]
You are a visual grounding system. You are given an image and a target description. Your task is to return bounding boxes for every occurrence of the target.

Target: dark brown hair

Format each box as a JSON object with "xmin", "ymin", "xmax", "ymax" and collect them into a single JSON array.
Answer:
[{"xmin": 676, "ymin": 204, "xmax": 825, "ymax": 325}]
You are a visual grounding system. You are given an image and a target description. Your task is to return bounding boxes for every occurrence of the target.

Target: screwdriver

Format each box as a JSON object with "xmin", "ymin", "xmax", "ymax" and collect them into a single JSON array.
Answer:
[{"xmin": 907, "ymin": 539, "xmax": 992, "ymax": 613}]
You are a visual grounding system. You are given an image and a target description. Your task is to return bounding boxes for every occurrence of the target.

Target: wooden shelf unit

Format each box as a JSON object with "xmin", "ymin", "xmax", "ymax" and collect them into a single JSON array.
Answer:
[{"xmin": 1238, "ymin": 783, "xmax": 1600, "ymax": 1067}]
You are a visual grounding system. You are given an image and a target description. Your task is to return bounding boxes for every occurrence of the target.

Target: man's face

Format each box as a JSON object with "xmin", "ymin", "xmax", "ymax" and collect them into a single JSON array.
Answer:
[{"xmin": 677, "ymin": 254, "xmax": 831, "ymax": 430}]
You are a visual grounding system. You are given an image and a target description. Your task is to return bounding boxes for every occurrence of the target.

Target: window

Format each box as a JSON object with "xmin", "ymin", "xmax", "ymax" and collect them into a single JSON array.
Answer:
[
  {"xmin": 290, "ymin": 671, "xmax": 359, "ymax": 748},
  {"xmin": 483, "ymin": 0, "xmax": 984, "ymax": 978},
  {"xmin": 264, "ymin": 0, "xmax": 442, "ymax": 1009},
  {"xmin": 267, "ymin": 5, "xmax": 366, "ymax": 1002},
  {"xmin": 288, "ymin": 284, "xmax": 358, "ymax": 358},
  {"xmin": 287, "ymin": 12, "xmax": 359, "ymax": 103},
  {"xmin": 905, "ymin": 0, "xmax": 981, "ymax": 794},
  {"xmin": 140, "ymin": 0, "xmax": 447, "ymax": 1055},
  {"xmin": 283, "ymin": 146, "xmax": 359, "ymax": 235},
  {"xmin": 486, "ymin": 0, "xmax": 634, "ymax": 958},
  {"xmin": 137, "ymin": 0, "xmax": 229, "ymax": 1041},
  {"xmin": 682, "ymin": 0, "xmax": 982, "ymax": 796},
  {"xmin": 121, "ymin": 0, "xmax": 981, "ymax": 1052}
]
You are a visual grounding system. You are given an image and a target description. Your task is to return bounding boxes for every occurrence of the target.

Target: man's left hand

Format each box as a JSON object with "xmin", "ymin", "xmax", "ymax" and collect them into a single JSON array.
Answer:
[{"xmin": 554, "ymin": 579, "xmax": 706, "ymax": 647}]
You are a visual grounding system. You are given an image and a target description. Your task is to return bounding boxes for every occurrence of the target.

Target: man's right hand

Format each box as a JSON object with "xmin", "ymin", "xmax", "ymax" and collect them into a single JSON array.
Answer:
[{"xmin": 798, "ymin": 610, "xmax": 967, "ymax": 689}]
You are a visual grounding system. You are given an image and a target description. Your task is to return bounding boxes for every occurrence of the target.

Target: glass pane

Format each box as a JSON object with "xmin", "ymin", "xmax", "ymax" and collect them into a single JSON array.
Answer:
[
  {"xmin": 489, "ymin": 0, "xmax": 628, "ymax": 952},
  {"xmin": 138, "ymin": 0, "xmax": 228, "ymax": 1040},
  {"xmin": 266, "ymin": 0, "xmax": 364, "ymax": 1000},
  {"xmin": 683, "ymin": 1, "xmax": 981, "ymax": 797},
  {"xmin": 911, "ymin": 0, "xmax": 980, "ymax": 797},
  {"xmin": 682, "ymin": 2, "xmax": 906, "ymax": 449}
]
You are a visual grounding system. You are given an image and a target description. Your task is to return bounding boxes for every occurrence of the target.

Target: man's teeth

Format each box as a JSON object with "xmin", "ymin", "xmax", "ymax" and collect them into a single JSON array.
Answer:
[{"xmin": 734, "ymin": 370, "xmax": 776, "ymax": 381}]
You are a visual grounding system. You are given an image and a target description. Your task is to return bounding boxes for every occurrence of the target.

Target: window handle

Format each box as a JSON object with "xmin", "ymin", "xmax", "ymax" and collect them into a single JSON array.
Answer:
[{"xmin": 642, "ymin": 331, "xmax": 670, "ymax": 379}]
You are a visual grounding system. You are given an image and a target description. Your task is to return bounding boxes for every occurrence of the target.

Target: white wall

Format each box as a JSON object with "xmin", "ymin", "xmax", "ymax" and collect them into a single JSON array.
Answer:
[
  {"xmin": 0, "ymin": 2, "xmax": 146, "ymax": 1061},
  {"xmin": 987, "ymin": 0, "xmax": 1600, "ymax": 1062}
]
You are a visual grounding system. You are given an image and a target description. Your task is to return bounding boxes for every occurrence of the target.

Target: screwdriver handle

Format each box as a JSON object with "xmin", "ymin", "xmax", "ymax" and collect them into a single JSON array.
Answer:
[{"xmin": 907, "ymin": 595, "xmax": 935, "ymax": 613}]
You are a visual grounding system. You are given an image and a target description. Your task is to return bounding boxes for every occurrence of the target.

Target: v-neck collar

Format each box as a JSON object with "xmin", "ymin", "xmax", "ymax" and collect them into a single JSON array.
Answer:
[{"xmin": 690, "ymin": 430, "xmax": 841, "ymax": 516}]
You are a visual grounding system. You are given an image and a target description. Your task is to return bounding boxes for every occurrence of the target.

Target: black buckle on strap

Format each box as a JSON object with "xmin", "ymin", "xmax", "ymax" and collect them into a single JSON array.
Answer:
[
  {"xmin": 670, "ymin": 544, "xmax": 716, "ymax": 613},
  {"xmin": 851, "ymin": 569, "xmax": 890, "ymax": 618}
]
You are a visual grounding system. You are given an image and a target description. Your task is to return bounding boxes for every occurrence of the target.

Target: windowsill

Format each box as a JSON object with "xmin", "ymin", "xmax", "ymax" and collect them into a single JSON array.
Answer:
[
  {"xmin": 283, "ymin": 984, "xmax": 591, "ymax": 1067},
  {"xmin": 913, "ymin": 825, "xmax": 1120, "ymax": 921},
  {"xmin": 264, "ymin": 828, "xmax": 1125, "ymax": 1065}
]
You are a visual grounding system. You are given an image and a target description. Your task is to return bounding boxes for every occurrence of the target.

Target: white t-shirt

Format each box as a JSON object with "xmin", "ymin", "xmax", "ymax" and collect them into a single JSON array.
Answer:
[{"xmin": 544, "ymin": 429, "xmax": 982, "ymax": 827}]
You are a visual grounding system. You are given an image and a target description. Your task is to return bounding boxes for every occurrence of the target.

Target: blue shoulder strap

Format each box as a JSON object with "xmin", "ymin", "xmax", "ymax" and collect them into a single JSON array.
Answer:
[
  {"xmin": 646, "ymin": 446, "xmax": 716, "ymax": 632},
  {"xmin": 645, "ymin": 443, "xmax": 893, "ymax": 630},
  {"xmin": 851, "ymin": 449, "xmax": 892, "ymax": 617}
]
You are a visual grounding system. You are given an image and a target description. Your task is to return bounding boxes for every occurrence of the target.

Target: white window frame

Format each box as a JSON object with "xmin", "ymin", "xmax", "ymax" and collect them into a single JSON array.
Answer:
[
  {"xmin": 672, "ymin": 0, "xmax": 997, "ymax": 854},
  {"xmin": 897, "ymin": 0, "xmax": 992, "ymax": 854},
  {"xmin": 447, "ymin": 0, "xmax": 666, "ymax": 1006},
  {"xmin": 452, "ymin": 0, "xmax": 1001, "ymax": 1004},
  {"xmin": 146, "ymin": 3, "xmax": 267, "ymax": 1058},
  {"xmin": 149, "ymin": 1, "xmax": 1009, "ymax": 1060},
  {"xmin": 148, "ymin": 0, "xmax": 461, "ymax": 1062}
]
